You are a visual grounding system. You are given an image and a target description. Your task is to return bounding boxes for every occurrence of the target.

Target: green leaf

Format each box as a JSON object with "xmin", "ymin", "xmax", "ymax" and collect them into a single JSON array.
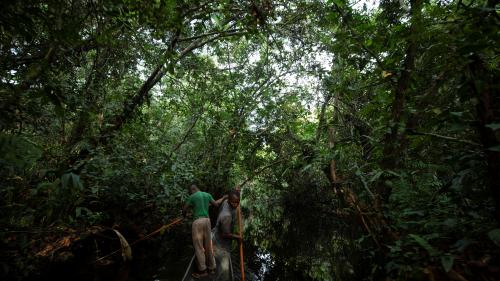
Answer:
[
  {"xmin": 369, "ymin": 170, "xmax": 383, "ymax": 183},
  {"xmin": 488, "ymin": 145, "xmax": 500, "ymax": 152},
  {"xmin": 76, "ymin": 207, "xmax": 91, "ymax": 218},
  {"xmin": 61, "ymin": 173, "xmax": 83, "ymax": 189},
  {"xmin": 440, "ymin": 254, "xmax": 454, "ymax": 272},
  {"xmin": 452, "ymin": 239, "xmax": 473, "ymax": 252},
  {"xmin": 301, "ymin": 164, "xmax": 312, "ymax": 172},
  {"xmin": 409, "ymin": 234, "xmax": 439, "ymax": 256},
  {"xmin": 432, "ymin": 108, "xmax": 442, "ymax": 115},
  {"xmin": 488, "ymin": 229, "xmax": 500, "ymax": 247},
  {"xmin": 449, "ymin": 123, "xmax": 466, "ymax": 132},
  {"xmin": 76, "ymin": 207, "xmax": 82, "ymax": 218},
  {"xmin": 62, "ymin": 173, "xmax": 71, "ymax": 188},
  {"xmin": 442, "ymin": 218, "xmax": 457, "ymax": 227},
  {"xmin": 71, "ymin": 173, "xmax": 83, "ymax": 190},
  {"xmin": 211, "ymin": 13, "xmax": 222, "ymax": 29},
  {"xmin": 485, "ymin": 123, "xmax": 500, "ymax": 130}
]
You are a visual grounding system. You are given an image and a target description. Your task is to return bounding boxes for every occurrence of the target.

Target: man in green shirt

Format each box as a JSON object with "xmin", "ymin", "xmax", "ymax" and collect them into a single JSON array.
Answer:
[{"xmin": 183, "ymin": 184, "xmax": 226, "ymax": 278}]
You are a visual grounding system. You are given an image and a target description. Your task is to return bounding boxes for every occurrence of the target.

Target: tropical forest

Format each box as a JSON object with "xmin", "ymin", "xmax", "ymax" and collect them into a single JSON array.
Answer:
[{"xmin": 1, "ymin": 0, "xmax": 499, "ymax": 280}]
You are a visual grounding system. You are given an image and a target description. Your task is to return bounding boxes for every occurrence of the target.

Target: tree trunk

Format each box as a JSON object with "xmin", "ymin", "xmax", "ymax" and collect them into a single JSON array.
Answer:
[
  {"xmin": 378, "ymin": 0, "xmax": 422, "ymax": 204},
  {"xmin": 468, "ymin": 55, "xmax": 500, "ymax": 222}
]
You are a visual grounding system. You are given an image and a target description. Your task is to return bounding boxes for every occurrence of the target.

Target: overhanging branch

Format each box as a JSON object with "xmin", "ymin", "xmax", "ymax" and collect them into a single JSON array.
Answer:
[{"xmin": 407, "ymin": 129, "xmax": 481, "ymax": 147}]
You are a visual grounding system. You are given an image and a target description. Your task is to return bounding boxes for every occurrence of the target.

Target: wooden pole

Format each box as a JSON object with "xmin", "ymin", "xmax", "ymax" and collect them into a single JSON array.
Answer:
[{"xmin": 237, "ymin": 206, "xmax": 245, "ymax": 281}]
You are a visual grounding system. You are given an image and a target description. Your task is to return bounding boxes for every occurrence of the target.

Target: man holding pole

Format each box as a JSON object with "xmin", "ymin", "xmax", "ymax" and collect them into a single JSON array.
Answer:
[
  {"xmin": 213, "ymin": 189, "xmax": 245, "ymax": 281},
  {"xmin": 183, "ymin": 184, "xmax": 226, "ymax": 278},
  {"xmin": 213, "ymin": 190, "xmax": 242, "ymax": 250}
]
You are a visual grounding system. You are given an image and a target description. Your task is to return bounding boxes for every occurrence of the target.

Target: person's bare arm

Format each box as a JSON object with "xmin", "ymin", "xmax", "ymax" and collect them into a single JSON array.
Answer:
[
  {"xmin": 182, "ymin": 203, "xmax": 190, "ymax": 217},
  {"xmin": 220, "ymin": 215, "xmax": 242, "ymax": 242},
  {"xmin": 222, "ymin": 232, "xmax": 242, "ymax": 242},
  {"xmin": 210, "ymin": 194, "xmax": 228, "ymax": 207}
]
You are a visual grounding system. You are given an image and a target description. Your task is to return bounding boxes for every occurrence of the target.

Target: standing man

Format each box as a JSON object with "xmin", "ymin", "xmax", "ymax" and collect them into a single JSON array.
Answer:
[
  {"xmin": 183, "ymin": 184, "xmax": 226, "ymax": 278},
  {"xmin": 213, "ymin": 190, "xmax": 242, "ymax": 252}
]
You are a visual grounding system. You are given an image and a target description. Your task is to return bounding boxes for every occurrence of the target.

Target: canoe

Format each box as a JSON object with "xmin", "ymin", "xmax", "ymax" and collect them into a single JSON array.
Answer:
[{"xmin": 181, "ymin": 238, "xmax": 234, "ymax": 281}]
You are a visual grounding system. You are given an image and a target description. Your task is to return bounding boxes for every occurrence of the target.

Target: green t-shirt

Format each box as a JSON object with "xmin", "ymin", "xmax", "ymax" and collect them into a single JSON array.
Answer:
[{"xmin": 186, "ymin": 191, "xmax": 214, "ymax": 220}]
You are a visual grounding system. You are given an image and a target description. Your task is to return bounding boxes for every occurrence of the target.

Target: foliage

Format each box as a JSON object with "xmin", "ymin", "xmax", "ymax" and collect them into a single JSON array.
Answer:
[{"xmin": 1, "ymin": 0, "xmax": 499, "ymax": 280}]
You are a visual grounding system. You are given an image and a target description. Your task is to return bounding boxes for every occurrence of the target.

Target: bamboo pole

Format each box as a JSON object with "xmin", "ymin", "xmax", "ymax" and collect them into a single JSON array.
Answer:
[
  {"xmin": 94, "ymin": 217, "xmax": 183, "ymax": 263},
  {"xmin": 237, "ymin": 206, "xmax": 245, "ymax": 281}
]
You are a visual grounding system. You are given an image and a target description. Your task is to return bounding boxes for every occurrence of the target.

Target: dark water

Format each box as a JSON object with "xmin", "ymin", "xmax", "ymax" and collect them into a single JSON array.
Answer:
[
  {"xmin": 146, "ymin": 242, "xmax": 265, "ymax": 281},
  {"xmin": 150, "ymin": 253, "xmax": 193, "ymax": 281}
]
